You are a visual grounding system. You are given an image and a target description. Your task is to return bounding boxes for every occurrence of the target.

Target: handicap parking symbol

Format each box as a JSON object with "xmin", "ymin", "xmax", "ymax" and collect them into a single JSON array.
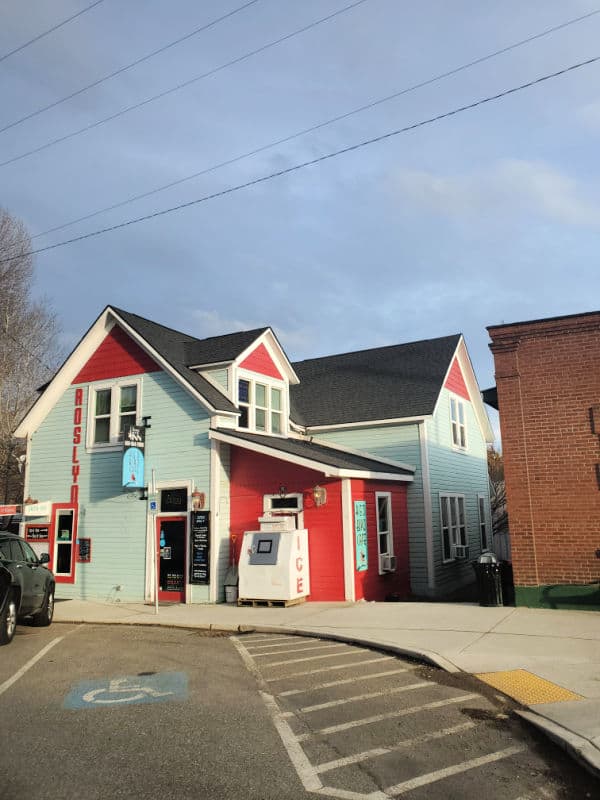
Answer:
[{"xmin": 64, "ymin": 672, "xmax": 188, "ymax": 709}]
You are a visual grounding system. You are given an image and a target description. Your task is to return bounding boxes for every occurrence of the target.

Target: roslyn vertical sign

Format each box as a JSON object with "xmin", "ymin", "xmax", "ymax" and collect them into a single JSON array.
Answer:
[{"xmin": 122, "ymin": 426, "xmax": 145, "ymax": 488}]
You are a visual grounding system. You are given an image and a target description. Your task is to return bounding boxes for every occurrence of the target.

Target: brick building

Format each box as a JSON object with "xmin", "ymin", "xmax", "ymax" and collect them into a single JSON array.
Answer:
[{"xmin": 487, "ymin": 311, "xmax": 600, "ymax": 610}]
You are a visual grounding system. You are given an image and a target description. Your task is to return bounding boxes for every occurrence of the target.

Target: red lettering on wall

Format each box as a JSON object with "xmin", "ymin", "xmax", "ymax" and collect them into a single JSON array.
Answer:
[
  {"xmin": 70, "ymin": 485, "xmax": 79, "ymax": 504},
  {"xmin": 72, "ymin": 464, "xmax": 80, "ymax": 483},
  {"xmin": 73, "ymin": 427, "xmax": 81, "ymax": 445},
  {"xmin": 296, "ymin": 577, "xmax": 304, "ymax": 593},
  {"xmin": 72, "ymin": 446, "xmax": 79, "ymax": 464},
  {"xmin": 70, "ymin": 390, "xmax": 84, "ymax": 506},
  {"xmin": 73, "ymin": 407, "xmax": 82, "ymax": 425},
  {"xmin": 74, "ymin": 388, "xmax": 83, "ymax": 406},
  {"xmin": 296, "ymin": 556, "xmax": 303, "ymax": 572}
]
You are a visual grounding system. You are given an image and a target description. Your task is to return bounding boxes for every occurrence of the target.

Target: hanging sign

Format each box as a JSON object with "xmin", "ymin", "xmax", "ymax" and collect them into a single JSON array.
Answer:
[
  {"xmin": 190, "ymin": 510, "xmax": 210, "ymax": 585},
  {"xmin": 122, "ymin": 425, "xmax": 145, "ymax": 488},
  {"xmin": 23, "ymin": 501, "xmax": 52, "ymax": 518},
  {"xmin": 26, "ymin": 524, "xmax": 50, "ymax": 541},
  {"xmin": 76, "ymin": 538, "xmax": 92, "ymax": 563},
  {"xmin": 354, "ymin": 500, "xmax": 368, "ymax": 571},
  {"xmin": 0, "ymin": 504, "xmax": 20, "ymax": 516}
]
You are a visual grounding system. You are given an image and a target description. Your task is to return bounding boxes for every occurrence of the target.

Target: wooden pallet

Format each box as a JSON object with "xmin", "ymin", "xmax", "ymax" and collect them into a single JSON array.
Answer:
[{"xmin": 237, "ymin": 596, "xmax": 307, "ymax": 608}]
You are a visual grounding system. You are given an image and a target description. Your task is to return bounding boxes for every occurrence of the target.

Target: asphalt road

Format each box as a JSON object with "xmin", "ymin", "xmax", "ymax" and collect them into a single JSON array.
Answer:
[{"xmin": 0, "ymin": 623, "xmax": 597, "ymax": 800}]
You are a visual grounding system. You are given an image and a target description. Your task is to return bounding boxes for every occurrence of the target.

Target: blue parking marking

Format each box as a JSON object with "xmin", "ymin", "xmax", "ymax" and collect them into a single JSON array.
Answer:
[{"xmin": 64, "ymin": 671, "xmax": 188, "ymax": 709}]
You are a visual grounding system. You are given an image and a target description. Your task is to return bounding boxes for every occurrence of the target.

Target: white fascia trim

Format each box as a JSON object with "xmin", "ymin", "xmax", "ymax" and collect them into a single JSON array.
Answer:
[
  {"xmin": 14, "ymin": 309, "xmax": 116, "ymax": 437},
  {"xmin": 306, "ymin": 415, "xmax": 429, "ymax": 432},
  {"xmin": 310, "ymin": 436, "xmax": 416, "ymax": 473},
  {"xmin": 209, "ymin": 431, "xmax": 412, "ymax": 481},
  {"xmin": 341, "ymin": 479, "xmax": 356, "ymax": 602},
  {"xmin": 433, "ymin": 336, "xmax": 495, "ymax": 444},
  {"xmin": 336, "ymin": 469, "xmax": 413, "ymax": 482},
  {"xmin": 189, "ymin": 360, "xmax": 232, "ymax": 370},
  {"xmin": 419, "ymin": 421, "xmax": 435, "ymax": 590},
  {"xmin": 235, "ymin": 328, "xmax": 300, "ymax": 385}
]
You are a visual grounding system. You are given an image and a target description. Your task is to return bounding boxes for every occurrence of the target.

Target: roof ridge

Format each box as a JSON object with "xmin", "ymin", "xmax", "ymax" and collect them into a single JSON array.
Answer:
[{"xmin": 292, "ymin": 332, "xmax": 462, "ymax": 366}]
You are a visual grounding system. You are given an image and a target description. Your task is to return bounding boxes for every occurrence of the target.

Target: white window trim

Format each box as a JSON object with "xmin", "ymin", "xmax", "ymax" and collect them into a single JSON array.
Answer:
[
  {"xmin": 263, "ymin": 493, "xmax": 304, "ymax": 529},
  {"xmin": 86, "ymin": 378, "xmax": 142, "ymax": 452},
  {"xmin": 375, "ymin": 492, "xmax": 394, "ymax": 574},
  {"xmin": 449, "ymin": 394, "xmax": 468, "ymax": 451},
  {"xmin": 478, "ymin": 494, "xmax": 490, "ymax": 552},
  {"xmin": 440, "ymin": 493, "xmax": 467, "ymax": 564},
  {"xmin": 235, "ymin": 367, "xmax": 287, "ymax": 436}
]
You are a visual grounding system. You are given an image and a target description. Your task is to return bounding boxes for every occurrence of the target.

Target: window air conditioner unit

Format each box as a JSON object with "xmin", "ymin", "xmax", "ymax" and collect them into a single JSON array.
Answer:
[
  {"xmin": 453, "ymin": 545, "xmax": 470, "ymax": 560},
  {"xmin": 381, "ymin": 555, "xmax": 397, "ymax": 572}
]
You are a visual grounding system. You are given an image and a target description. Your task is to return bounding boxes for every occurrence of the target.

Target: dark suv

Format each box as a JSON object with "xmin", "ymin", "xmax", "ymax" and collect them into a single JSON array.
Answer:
[{"xmin": 0, "ymin": 533, "xmax": 55, "ymax": 645}]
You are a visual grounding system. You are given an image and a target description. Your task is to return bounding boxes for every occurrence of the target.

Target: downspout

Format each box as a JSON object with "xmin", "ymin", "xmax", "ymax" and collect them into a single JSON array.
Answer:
[{"xmin": 341, "ymin": 478, "xmax": 355, "ymax": 601}]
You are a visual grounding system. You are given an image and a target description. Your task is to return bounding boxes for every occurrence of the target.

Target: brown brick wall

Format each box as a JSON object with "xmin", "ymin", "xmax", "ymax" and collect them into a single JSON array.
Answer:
[{"xmin": 488, "ymin": 313, "xmax": 600, "ymax": 587}]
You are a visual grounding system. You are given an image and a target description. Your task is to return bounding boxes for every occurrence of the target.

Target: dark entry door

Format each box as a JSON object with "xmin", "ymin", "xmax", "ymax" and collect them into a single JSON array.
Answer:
[{"xmin": 156, "ymin": 517, "xmax": 186, "ymax": 602}]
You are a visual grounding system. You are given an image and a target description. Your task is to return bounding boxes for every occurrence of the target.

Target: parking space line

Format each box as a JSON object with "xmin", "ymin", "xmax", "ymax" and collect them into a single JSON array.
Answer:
[
  {"xmin": 314, "ymin": 722, "xmax": 477, "ymax": 774},
  {"xmin": 264, "ymin": 656, "xmax": 395, "ymax": 681},
  {"xmin": 298, "ymin": 681, "xmax": 432, "ymax": 713},
  {"xmin": 0, "ymin": 636, "xmax": 64, "ymax": 697},
  {"xmin": 278, "ymin": 667, "xmax": 415, "ymax": 696},
  {"xmin": 253, "ymin": 643, "xmax": 347, "ymax": 658},
  {"xmin": 243, "ymin": 636, "xmax": 306, "ymax": 645},
  {"xmin": 263, "ymin": 650, "xmax": 368, "ymax": 668},
  {"xmin": 384, "ymin": 745, "xmax": 525, "ymax": 795},
  {"xmin": 245, "ymin": 638, "xmax": 321, "ymax": 650},
  {"xmin": 295, "ymin": 693, "xmax": 479, "ymax": 740}
]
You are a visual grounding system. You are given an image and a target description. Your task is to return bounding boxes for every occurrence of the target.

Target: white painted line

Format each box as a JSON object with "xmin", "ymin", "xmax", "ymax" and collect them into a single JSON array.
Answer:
[
  {"xmin": 246, "ymin": 639, "xmax": 319, "ymax": 650},
  {"xmin": 263, "ymin": 650, "xmax": 366, "ymax": 668},
  {"xmin": 299, "ymin": 681, "xmax": 432, "ymax": 713},
  {"xmin": 265, "ymin": 656, "xmax": 395, "ymax": 682},
  {"xmin": 0, "ymin": 636, "xmax": 64, "ymax": 697},
  {"xmin": 384, "ymin": 745, "xmax": 525, "ymax": 795},
  {"xmin": 241, "ymin": 636, "xmax": 302, "ymax": 645},
  {"xmin": 278, "ymin": 667, "xmax": 415, "ymax": 696},
  {"xmin": 316, "ymin": 786, "xmax": 387, "ymax": 800},
  {"xmin": 253, "ymin": 643, "xmax": 346, "ymax": 658},
  {"xmin": 296, "ymin": 693, "xmax": 479, "ymax": 740},
  {"xmin": 315, "ymin": 721, "xmax": 476, "ymax": 774}
]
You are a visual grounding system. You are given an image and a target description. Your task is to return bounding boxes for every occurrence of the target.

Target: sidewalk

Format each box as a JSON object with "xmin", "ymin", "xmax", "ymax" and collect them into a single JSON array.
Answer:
[{"xmin": 54, "ymin": 598, "xmax": 600, "ymax": 778}]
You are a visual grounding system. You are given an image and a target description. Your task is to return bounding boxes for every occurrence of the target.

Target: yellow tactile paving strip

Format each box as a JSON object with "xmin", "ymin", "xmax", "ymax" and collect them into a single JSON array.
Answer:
[{"xmin": 475, "ymin": 669, "xmax": 582, "ymax": 705}]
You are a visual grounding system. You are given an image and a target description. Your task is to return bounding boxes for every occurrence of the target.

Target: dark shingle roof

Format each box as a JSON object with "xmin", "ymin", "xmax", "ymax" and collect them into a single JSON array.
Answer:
[
  {"xmin": 290, "ymin": 334, "xmax": 461, "ymax": 427},
  {"xmin": 112, "ymin": 307, "xmax": 266, "ymax": 413},
  {"xmin": 214, "ymin": 430, "xmax": 413, "ymax": 476}
]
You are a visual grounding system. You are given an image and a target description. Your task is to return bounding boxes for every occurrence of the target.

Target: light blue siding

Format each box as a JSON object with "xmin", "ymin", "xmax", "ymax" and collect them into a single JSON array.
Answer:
[
  {"xmin": 27, "ymin": 371, "xmax": 211, "ymax": 602},
  {"xmin": 427, "ymin": 388, "xmax": 491, "ymax": 596},
  {"xmin": 313, "ymin": 426, "xmax": 429, "ymax": 594},
  {"xmin": 202, "ymin": 367, "xmax": 229, "ymax": 394}
]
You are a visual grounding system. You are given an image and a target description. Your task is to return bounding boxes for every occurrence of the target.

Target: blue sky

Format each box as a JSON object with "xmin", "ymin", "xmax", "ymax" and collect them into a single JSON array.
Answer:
[{"xmin": 2, "ymin": 0, "xmax": 600, "ymax": 418}]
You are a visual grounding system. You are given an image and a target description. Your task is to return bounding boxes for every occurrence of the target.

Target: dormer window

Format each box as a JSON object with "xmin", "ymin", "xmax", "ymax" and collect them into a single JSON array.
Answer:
[{"xmin": 238, "ymin": 378, "xmax": 284, "ymax": 435}]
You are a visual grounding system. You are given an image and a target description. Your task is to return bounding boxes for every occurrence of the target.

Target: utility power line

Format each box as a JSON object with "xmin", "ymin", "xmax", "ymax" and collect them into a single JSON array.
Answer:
[
  {"xmin": 0, "ymin": 0, "xmax": 370, "ymax": 170},
  {"xmin": 0, "ymin": 0, "xmax": 261, "ymax": 135},
  {"xmin": 1, "ymin": 54, "xmax": 598, "ymax": 266},
  {"xmin": 0, "ymin": 0, "xmax": 106, "ymax": 64},
  {"xmin": 29, "ymin": 6, "xmax": 600, "ymax": 242}
]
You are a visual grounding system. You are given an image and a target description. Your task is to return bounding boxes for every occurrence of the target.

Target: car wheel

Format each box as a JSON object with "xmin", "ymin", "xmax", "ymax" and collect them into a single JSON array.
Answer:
[
  {"xmin": 31, "ymin": 586, "xmax": 54, "ymax": 627},
  {"xmin": 0, "ymin": 591, "xmax": 17, "ymax": 645}
]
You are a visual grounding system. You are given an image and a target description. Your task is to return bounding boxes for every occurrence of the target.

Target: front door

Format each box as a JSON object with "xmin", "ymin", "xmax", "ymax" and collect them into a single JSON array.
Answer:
[{"xmin": 156, "ymin": 517, "xmax": 186, "ymax": 602}]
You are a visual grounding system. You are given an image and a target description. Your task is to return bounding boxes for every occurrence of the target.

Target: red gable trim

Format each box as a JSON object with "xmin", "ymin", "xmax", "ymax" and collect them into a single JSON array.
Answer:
[
  {"xmin": 72, "ymin": 326, "xmax": 160, "ymax": 384},
  {"xmin": 444, "ymin": 357, "xmax": 470, "ymax": 401},
  {"xmin": 239, "ymin": 342, "xmax": 283, "ymax": 380}
]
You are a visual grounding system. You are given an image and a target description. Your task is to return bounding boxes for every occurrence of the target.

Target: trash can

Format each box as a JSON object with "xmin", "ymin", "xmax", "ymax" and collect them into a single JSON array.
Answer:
[
  {"xmin": 224, "ymin": 565, "xmax": 238, "ymax": 604},
  {"xmin": 499, "ymin": 561, "xmax": 515, "ymax": 606},
  {"xmin": 472, "ymin": 551, "xmax": 503, "ymax": 607}
]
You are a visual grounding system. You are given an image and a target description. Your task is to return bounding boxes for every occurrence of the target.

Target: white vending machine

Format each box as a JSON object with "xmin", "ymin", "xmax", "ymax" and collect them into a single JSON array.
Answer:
[{"xmin": 238, "ymin": 515, "xmax": 310, "ymax": 602}]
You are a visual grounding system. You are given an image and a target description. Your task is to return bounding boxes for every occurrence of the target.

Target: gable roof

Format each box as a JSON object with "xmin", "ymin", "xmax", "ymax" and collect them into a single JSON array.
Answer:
[{"xmin": 290, "ymin": 334, "xmax": 462, "ymax": 427}]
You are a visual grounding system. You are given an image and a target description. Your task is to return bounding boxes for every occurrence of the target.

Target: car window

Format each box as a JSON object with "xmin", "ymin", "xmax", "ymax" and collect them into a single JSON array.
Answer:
[
  {"xmin": 7, "ymin": 540, "xmax": 25, "ymax": 562},
  {"xmin": 0, "ymin": 541, "xmax": 9, "ymax": 562},
  {"xmin": 20, "ymin": 540, "xmax": 39, "ymax": 564}
]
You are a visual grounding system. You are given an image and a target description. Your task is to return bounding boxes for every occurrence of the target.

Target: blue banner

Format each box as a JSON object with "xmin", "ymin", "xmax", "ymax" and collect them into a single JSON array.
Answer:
[
  {"xmin": 354, "ymin": 500, "xmax": 368, "ymax": 571},
  {"xmin": 122, "ymin": 446, "xmax": 144, "ymax": 487}
]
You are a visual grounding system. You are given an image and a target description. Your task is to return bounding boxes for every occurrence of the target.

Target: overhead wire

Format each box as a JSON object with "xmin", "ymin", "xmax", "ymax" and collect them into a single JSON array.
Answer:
[
  {"xmin": 0, "ymin": 0, "xmax": 371, "ymax": 170},
  {"xmin": 29, "ymin": 5, "xmax": 600, "ymax": 242},
  {"xmin": 0, "ymin": 0, "xmax": 261, "ymax": 135},
  {"xmin": 1, "ymin": 54, "xmax": 598, "ymax": 266},
  {"xmin": 0, "ymin": 0, "xmax": 106, "ymax": 64}
]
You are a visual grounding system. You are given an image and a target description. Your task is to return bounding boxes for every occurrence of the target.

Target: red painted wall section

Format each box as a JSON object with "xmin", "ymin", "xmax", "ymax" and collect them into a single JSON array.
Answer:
[
  {"xmin": 444, "ymin": 357, "xmax": 470, "ymax": 401},
  {"xmin": 351, "ymin": 479, "xmax": 410, "ymax": 602},
  {"xmin": 229, "ymin": 448, "xmax": 345, "ymax": 600},
  {"xmin": 239, "ymin": 343, "xmax": 283, "ymax": 380},
  {"xmin": 73, "ymin": 325, "xmax": 161, "ymax": 384}
]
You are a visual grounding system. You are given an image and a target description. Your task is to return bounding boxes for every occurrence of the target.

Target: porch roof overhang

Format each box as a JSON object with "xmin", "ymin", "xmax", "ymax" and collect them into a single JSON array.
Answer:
[{"xmin": 209, "ymin": 429, "xmax": 415, "ymax": 482}]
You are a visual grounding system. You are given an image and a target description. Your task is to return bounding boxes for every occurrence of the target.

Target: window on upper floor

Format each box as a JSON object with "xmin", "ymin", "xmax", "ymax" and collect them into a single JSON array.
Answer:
[
  {"xmin": 237, "ymin": 377, "xmax": 284, "ymax": 435},
  {"xmin": 440, "ymin": 493, "xmax": 467, "ymax": 562},
  {"xmin": 87, "ymin": 379, "xmax": 141, "ymax": 448},
  {"xmin": 450, "ymin": 396, "xmax": 467, "ymax": 449}
]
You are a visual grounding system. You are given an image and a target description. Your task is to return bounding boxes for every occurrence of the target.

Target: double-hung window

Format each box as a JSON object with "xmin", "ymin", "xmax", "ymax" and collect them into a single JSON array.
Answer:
[
  {"xmin": 376, "ymin": 492, "xmax": 394, "ymax": 573},
  {"xmin": 450, "ymin": 396, "xmax": 467, "ymax": 449},
  {"xmin": 237, "ymin": 377, "xmax": 285, "ymax": 435},
  {"xmin": 440, "ymin": 494, "xmax": 467, "ymax": 562},
  {"xmin": 88, "ymin": 380, "xmax": 141, "ymax": 448}
]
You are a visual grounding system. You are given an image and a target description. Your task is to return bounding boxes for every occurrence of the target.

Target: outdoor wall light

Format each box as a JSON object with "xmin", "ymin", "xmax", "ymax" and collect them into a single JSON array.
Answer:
[
  {"xmin": 279, "ymin": 485, "xmax": 288, "ymax": 497},
  {"xmin": 312, "ymin": 485, "xmax": 327, "ymax": 507}
]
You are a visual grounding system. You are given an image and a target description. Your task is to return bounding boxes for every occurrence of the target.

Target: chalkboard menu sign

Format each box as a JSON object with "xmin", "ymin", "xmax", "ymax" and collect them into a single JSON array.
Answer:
[
  {"xmin": 26, "ymin": 524, "xmax": 50, "ymax": 541},
  {"xmin": 190, "ymin": 510, "xmax": 210, "ymax": 585},
  {"xmin": 77, "ymin": 538, "xmax": 92, "ymax": 563}
]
